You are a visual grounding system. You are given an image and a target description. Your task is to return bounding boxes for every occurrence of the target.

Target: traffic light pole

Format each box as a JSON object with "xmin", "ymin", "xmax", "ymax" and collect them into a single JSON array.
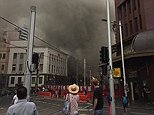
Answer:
[
  {"xmin": 24, "ymin": 6, "xmax": 36, "ymax": 101},
  {"xmin": 106, "ymin": 0, "xmax": 116, "ymax": 114},
  {"xmin": 84, "ymin": 58, "xmax": 86, "ymax": 86}
]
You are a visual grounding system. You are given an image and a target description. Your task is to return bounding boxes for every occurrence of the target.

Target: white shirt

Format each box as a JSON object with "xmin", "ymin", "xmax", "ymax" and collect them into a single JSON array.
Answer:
[
  {"xmin": 7, "ymin": 99, "xmax": 39, "ymax": 115},
  {"xmin": 13, "ymin": 94, "xmax": 18, "ymax": 104}
]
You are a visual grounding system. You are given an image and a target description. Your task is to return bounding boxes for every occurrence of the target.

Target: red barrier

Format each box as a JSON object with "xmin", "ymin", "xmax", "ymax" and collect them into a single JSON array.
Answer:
[{"xmin": 37, "ymin": 91, "xmax": 51, "ymax": 97}]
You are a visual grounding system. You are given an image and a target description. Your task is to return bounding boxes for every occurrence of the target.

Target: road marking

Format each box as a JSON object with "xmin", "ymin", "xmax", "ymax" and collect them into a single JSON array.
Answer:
[
  {"xmin": 131, "ymin": 112, "xmax": 154, "ymax": 115},
  {"xmin": 48, "ymin": 110, "xmax": 62, "ymax": 115},
  {"xmin": 39, "ymin": 108, "xmax": 51, "ymax": 112},
  {"xmin": 0, "ymin": 107, "xmax": 4, "ymax": 109}
]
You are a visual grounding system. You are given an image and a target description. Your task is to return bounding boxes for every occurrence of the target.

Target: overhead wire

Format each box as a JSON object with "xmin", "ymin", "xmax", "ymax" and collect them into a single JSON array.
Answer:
[
  {"xmin": 0, "ymin": 16, "xmax": 60, "ymax": 52},
  {"xmin": 0, "ymin": 16, "xmax": 95, "ymax": 70}
]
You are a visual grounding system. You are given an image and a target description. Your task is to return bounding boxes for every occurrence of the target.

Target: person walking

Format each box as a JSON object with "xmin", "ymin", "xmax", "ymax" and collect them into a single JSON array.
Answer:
[
  {"xmin": 122, "ymin": 93, "xmax": 128, "ymax": 114},
  {"xmin": 11, "ymin": 90, "xmax": 18, "ymax": 105},
  {"xmin": 65, "ymin": 84, "xmax": 79, "ymax": 115},
  {"xmin": 92, "ymin": 77, "xmax": 104, "ymax": 115},
  {"xmin": 6, "ymin": 86, "xmax": 39, "ymax": 115}
]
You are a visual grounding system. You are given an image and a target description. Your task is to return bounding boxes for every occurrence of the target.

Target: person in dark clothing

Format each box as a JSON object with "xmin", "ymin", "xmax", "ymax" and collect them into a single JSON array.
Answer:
[
  {"xmin": 83, "ymin": 88, "xmax": 87, "ymax": 95},
  {"xmin": 92, "ymin": 77, "xmax": 104, "ymax": 115},
  {"xmin": 122, "ymin": 93, "xmax": 128, "ymax": 113},
  {"xmin": 58, "ymin": 88, "xmax": 61, "ymax": 98}
]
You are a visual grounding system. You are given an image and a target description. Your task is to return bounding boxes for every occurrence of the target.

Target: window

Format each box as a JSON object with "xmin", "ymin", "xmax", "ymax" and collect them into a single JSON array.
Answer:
[
  {"xmin": 39, "ymin": 64, "xmax": 43, "ymax": 72},
  {"xmin": 49, "ymin": 64, "xmax": 51, "ymax": 73},
  {"xmin": 39, "ymin": 77, "xmax": 42, "ymax": 84},
  {"xmin": 123, "ymin": 2, "xmax": 126, "ymax": 17},
  {"xmin": 134, "ymin": 17, "xmax": 138, "ymax": 32},
  {"xmin": 0, "ymin": 53, "xmax": 2, "ymax": 59},
  {"xmin": 129, "ymin": 21, "xmax": 133, "ymax": 34},
  {"xmin": 40, "ymin": 53, "xmax": 44, "ymax": 60},
  {"xmin": 2, "ymin": 53, "xmax": 6, "ymax": 59},
  {"xmin": 12, "ymin": 64, "xmax": 16, "ymax": 72},
  {"xmin": 139, "ymin": 15, "xmax": 142, "ymax": 29},
  {"xmin": 133, "ymin": 0, "xmax": 136, "ymax": 10},
  {"xmin": 127, "ymin": 0, "xmax": 131, "ymax": 13},
  {"xmin": 11, "ymin": 77, "xmax": 15, "ymax": 84},
  {"xmin": 20, "ymin": 53, "xmax": 24, "ymax": 59},
  {"xmin": 137, "ymin": 0, "xmax": 140, "ymax": 11},
  {"xmin": 52, "ymin": 65, "xmax": 53, "ymax": 73},
  {"xmin": 54, "ymin": 66, "xmax": 55, "ymax": 73},
  {"xmin": 18, "ymin": 77, "xmax": 22, "ymax": 84},
  {"xmin": 125, "ymin": 23, "xmax": 128, "ymax": 36},
  {"xmin": 13, "ymin": 53, "xmax": 17, "ymax": 59},
  {"xmin": 32, "ymin": 77, "xmax": 36, "ymax": 84},
  {"xmin": 1, "ymin": 64, "xmax": 5, "ymax": 71},
  {"xmin": 19, "ymin": 64, "xmax": 23, "ymax": 72}
]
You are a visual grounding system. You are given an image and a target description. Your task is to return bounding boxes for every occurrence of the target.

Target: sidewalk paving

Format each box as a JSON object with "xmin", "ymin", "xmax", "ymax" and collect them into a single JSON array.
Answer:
[
  {"xmin": 34, "ymin": 94, "xmax": 154, "ymax": 110},
  {"xmin": 114, "ymin": 98, "xmax": 154, "ymax": 110}
]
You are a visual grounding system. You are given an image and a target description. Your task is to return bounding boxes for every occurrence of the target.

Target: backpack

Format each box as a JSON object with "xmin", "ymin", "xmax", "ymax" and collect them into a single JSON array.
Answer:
[
  {"xmin": 62, "ymin": 94, "xmax": 70, "ymax": 114},
  {"xmin": 122, "ymin": 96, "xmax": 128, "ymax": 104}
]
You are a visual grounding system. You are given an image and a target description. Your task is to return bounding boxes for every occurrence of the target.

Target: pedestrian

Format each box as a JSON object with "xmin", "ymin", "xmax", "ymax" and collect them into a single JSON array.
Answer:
[
  {"xmin": 65, "ymin": 84, "xmax": 79, "ymax": 115},
  {"xmin": 6, "ymin": 86, "xmax": 39, "ymax": 115},
  {"xmin": 11, "ymin": 90, "xmax": 18, "ymax": 105},
  {"xmin": 55, "ymin": 89, "xmax": 58, "ymax": 99},
  {"xmin": 83, "ymin": 88, "xmax": 87, "ymax": 95},
  {"xmin": 91, "ymin": 77, "xmax": 104, "ymax": 115},
  {"xmin": 122, "ymin": 93, "xmax": 128, "ymax": 113},
  {"xmin": 143, "ymin": 86, "xmax": 150, "ymax": 102},
  {"xmin": 58, "ymin": 88, "xmax": 62, "ymax": 98}
]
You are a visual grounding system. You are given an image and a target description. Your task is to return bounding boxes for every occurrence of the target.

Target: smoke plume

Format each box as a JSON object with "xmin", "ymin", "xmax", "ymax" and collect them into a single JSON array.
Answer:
[{"xmin": 0, "ymin": 0, "xmax": 115, "ymax": 68}]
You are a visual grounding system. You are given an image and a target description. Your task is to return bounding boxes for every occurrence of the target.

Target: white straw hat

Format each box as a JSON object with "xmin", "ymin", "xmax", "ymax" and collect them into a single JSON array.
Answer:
[{"xmin": 68, "ymin": 84, "xmax": 79, "ymax": 94}]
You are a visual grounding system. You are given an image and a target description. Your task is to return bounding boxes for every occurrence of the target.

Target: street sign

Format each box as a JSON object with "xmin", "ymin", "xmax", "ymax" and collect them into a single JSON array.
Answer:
[
  {"xmin": 113, "ymin": 68, "xmax": 121, "ymax": 78},
  {"xmin": 124, "ymin": 84, "xmax": 129, "ymax": 92}
]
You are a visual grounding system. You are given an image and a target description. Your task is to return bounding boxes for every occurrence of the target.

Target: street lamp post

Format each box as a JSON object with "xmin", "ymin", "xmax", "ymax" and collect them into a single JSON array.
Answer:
[
  {"xmin": 102, "ymin": 19, "xmax": 128, "ymax": 97},
  {"xmin": 106, "ymin": 0, "xmax": 116, "ymax": 115},
  {"xmin": 84, "ymin": 58, "xmax": 86, "ymax": 86},
  {"xmin": 119, "ymin": 20, "xmax": 127, "ymax": 96},
  {"xmin": 24, "ymin": 6, "xmax": 36, "ymax": 101}
]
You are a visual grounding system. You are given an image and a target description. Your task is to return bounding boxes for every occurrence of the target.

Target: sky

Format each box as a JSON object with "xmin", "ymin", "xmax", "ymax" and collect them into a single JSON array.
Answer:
[{"xmin": 0, "ymin": 0, "xmax": 115, "ymax": 73}]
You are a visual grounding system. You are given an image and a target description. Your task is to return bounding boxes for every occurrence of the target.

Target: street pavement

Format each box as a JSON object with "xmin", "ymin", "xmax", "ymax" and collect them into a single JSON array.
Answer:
[{"xmin": 0, "ymin": 94, "xmax": 154, "ymax": 115}]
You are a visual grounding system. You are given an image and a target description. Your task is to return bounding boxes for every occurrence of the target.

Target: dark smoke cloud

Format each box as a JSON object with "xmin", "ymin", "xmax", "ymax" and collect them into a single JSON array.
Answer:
[{"xmin": 0, "ymin": 0, "xmax": 115, "ymax": 67}]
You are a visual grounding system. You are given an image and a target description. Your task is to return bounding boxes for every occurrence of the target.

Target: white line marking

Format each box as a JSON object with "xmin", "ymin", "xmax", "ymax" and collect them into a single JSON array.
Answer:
[{"xmin": 131, "ymin": 112, "xmax": 154, "ymax": 115}]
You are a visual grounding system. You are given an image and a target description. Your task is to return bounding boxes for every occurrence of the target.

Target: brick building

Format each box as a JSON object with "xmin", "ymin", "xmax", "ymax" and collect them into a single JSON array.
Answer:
[{"xmin": 114, "ymin": 0, "xmax": 154, "ymax": 102}]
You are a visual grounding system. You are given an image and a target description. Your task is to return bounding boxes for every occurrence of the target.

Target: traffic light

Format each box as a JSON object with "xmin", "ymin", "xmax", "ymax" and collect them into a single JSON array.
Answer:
[
  {"xmin": 32, "ymin": 53, "xmax": 39, "ymax": 69},
  {"xmin": 18, "ymin": 27, "xmax": 28, "ymax": 40},
  {"xmin": 100, "ymin": 46, "xmax": 109, "ymax": 63}
]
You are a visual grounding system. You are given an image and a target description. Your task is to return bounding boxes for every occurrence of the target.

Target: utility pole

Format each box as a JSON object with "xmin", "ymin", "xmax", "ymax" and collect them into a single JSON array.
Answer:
[
  {"xmin": 106, "ymin": 0, "xmax": 116, "ymax": 114},
  {"xmin": 76, "ymin": 61, "xmax": 78, "ymax": 85},
  {"xmin": 24, "ymin": 6, "xmax": 36, "ymax": 101},
  {"xmin": 84, "ymin": 58, "xmax": 86, "ymax": 86},
  {"xmin": 119, "ymin": 20, "xmax": 127, "ymax": 96},
  {"xmin": 89, "ymin": 69, "xmax": 92, "ymax": 85}
]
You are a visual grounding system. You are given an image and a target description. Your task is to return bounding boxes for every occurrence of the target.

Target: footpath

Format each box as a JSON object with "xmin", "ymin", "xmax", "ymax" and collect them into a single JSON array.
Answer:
[
  {"xmin": 35, "ymin": 91, "xmax": 154, "ymax": 110},
  {"xmin": 114, "ymin": 98, "xmax": 154, "ymax": 110}
]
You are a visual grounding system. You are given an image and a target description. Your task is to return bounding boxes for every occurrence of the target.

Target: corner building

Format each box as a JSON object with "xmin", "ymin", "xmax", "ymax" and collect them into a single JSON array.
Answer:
[{"xmin": 114, "ymin": 0, "xmax": 154, "ymax": 102}]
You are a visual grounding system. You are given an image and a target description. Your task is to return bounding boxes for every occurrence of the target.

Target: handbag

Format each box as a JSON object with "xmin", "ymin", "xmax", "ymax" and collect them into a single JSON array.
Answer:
[{"xmin": 63, "ymin": 94, "xmax": 70, "ymax": 115}]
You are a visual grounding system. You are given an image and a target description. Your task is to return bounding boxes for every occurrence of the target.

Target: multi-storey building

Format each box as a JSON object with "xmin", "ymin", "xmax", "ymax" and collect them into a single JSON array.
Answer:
[
  {"xmin": 0, "ymin": 27, "xmax": 19, "ymax": 90},
  {"xmin": 7, "ymin": 41, "xmax": 68, "ymax": 88},
  {"xmin": 114, "ymin": 0, "xmax": 154, "ymax": 101}
]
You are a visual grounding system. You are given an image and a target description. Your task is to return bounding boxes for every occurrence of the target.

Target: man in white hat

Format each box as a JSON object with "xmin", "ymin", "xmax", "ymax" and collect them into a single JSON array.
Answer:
[{"xmin": 65, "ymin": 84, "xmax": 79, "ymax": 115}]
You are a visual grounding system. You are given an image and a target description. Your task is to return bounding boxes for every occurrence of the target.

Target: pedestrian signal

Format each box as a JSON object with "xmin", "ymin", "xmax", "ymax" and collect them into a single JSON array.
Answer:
[{"xmin": 113, "ymin": 68, "xmax": 121, "ymax": 77}]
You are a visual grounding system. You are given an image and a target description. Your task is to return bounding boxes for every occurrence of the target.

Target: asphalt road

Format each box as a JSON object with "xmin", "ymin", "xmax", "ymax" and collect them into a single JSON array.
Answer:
[{"xmin": 0, "ymin": 95, "xmax": 154, "ymax": 115}]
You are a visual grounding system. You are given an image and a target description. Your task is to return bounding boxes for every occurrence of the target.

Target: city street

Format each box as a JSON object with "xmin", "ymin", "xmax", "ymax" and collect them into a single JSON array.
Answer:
[{"xmin": 1, "ymin": 95, "xmax": 154, "ymax": 115}]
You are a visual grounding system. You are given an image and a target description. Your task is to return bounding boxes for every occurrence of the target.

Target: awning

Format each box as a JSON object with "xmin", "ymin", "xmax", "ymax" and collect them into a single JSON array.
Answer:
[
  {"xmin": 133, "ymin": 29, "xmax": 154, "ymax": 52},
  {"xmin": 113, "ymin": 29, "xmax": 154, "ymax": 62}
]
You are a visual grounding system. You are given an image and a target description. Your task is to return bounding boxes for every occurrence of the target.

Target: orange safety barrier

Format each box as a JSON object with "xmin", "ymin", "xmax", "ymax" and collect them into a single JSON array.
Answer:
[
  {"xmin": 37, "ymin": 91, "xmax": 51, "ymax": 97},
  {"xmin": 79, "ymin": 94, "xmax": 89, "ymax": 102}
]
